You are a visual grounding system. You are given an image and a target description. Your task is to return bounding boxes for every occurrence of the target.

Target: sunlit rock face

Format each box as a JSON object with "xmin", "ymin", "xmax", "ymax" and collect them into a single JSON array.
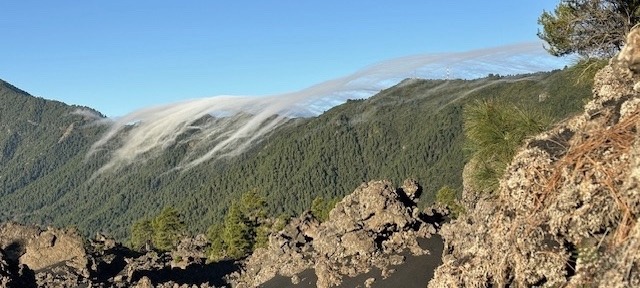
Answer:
[
  {"xmin": 429, "ymin": 27, "xmax": 640, "ymax": 288},
  {"xmin": 233, "ymin": 179, "xmax": 445, "ymax": 288}
]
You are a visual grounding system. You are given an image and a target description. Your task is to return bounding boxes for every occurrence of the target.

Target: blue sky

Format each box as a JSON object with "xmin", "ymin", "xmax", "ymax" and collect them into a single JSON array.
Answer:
[{"xmin": 1, "ymin": 1, "xmax": 562, "ymax": 117}]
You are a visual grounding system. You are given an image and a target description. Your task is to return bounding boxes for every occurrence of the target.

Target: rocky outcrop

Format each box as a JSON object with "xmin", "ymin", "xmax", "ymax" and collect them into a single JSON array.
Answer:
[
  {"xmin": 429, "ymin": 28, "xmax": 640, "ymax": 287},
  {"xmin": 0, "ymin": 249, "xmax": 16, "ymax": 287},
  {"xmin": 0, "ymin": 222, "xmax": 88, "ymax": 273},
  {"xmin": 233, "ymin": 179, "xmax": 445, "ymax": 288},
  {"xmin": 0, "ymin": 222, "xmax": 41, "ymax": 261},
  {"xmin": 0, "ymin": 179, "xmax": 442, "ymax": 288},
  {"xmin": 0, "ymin": 222, "xmax": 236, "ymax": 287},
  {"xmin": 20, "ymin": 228, "xmax": 87, "ymax": 273},
  {"xmin": 0, "ymin": 180, "xmax": 446, "ymax": 288},
  {"xmin": 171, "ymin": 234, "xmax": 209, "ymax": 269},
  {"xmin": 0, "ymin": 248, "xmax": 35, "ymax": 288},
  {"xmin": 0, "ymin": 221, "xmax": 91, "ymax": 286}
]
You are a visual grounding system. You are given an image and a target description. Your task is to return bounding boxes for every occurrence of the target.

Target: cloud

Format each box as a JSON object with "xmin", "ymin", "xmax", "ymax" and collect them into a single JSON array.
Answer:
[
  {"xmin": 88, "ymin": 42, "xmax": 570, "ymax": 174},
  {"xmin": 71, "ymin": 107, "xmax": 104, "ymax": 120}
]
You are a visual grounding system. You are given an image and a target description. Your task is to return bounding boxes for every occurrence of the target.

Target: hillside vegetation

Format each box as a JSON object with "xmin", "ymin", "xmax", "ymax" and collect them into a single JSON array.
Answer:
[{"xmin": 0, "ymin": 64, "xmax": 596, "ymax": 240}]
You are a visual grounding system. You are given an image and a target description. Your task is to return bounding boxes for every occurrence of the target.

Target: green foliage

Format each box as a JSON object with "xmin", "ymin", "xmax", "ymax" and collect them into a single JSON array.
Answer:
[
  {"xmin": 239, "ymin": 189, "xmax": 267, "ymax": 227},
  {"xmin": 271, "ymin": 214, "xmax": 290, "ymax": 233},
  {"xmin": 151, "ymin": 207, "xmax": 187, "ymax": 251},
  {"xmin": 538, "ymin": 2, "xmax": 579, "ymax": 57},
  {"xmin": 571, "ymin": 58, "xmax": 609, "ymax": 85},
  {"xmin": 464, "ymin": 99, "xmax": 552, "ymax": 193},
  {"xmin": 435, "ymin": 186, "xmax": 465, "ymax": 218},
  {"xmin": 206, "ymin": 223, "xmax": 225, "ymax": 262},
  {"xmin": 130, "ymin": 218, "xmax": 153, "ymax": 251},
  {"xmin": 538, "ymin": 0, "xmax": 640, "ymax": 58},
  {"xmin": 207, "ymin": 190, "xmax": 268, "ymax": 260},
  {"xmin": 220, "ymin": 202, "xmax": 252, "ymax": 258},
  {"xmin": 253, "ymin": 225, "xmax": 271, "ymax": 250},
  {"xmin": 129, "ymin": 207, "xmax": 186, "ymax": 252},
  {"xmin": 310, "ymin": 196, "xmax": 340, "ymax": 222}
]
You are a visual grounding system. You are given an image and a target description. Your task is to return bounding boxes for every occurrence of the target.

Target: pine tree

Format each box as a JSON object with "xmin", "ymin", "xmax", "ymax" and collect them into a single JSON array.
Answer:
[
  {"xmin": 538, "ymin": 0, "xmax": 640, "ymax": 58},
  {"xmin": 206, "ymin": 223, "xmax": 226, "ymax": 262},
  {"xmin": 151, "ymin": 207, "xmax": 186, "ymax": 251},
  {"xmin": 206, "ymin": 190, "xmax": 270, "ymax": 260},
  {"xmin": 130, "ymin": 218, "xmax": 153, "ymax": 251},
  {"xmin": 464, "ymin": 99, "xmax": 552, "ymax": 193},
  {"xmin": 221, "ymin": 201, "xmax": 251, "ymax": 258},
  {"xmin": 239, "ymin": 189, "xmax": 266, "ymax": 230}
]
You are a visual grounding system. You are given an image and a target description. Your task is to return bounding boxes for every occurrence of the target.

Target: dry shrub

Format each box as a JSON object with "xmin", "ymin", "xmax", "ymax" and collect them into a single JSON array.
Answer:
[{"xmin": 539, "ymin": 107, "xmax": 639, "ymax": 245}]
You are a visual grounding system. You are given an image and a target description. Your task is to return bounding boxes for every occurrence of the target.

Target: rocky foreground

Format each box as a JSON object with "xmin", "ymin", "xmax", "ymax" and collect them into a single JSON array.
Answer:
[
  {"xmin": 0, "ymin": 179, "xmax": 445, "ymax": 287},
  {"xmin": 428, "ymin": 28, "xmax": 640, "ymax": 287},
  {"xmin": 233, "ymin": 179, "xmax": 445, "ymax": 288},
  {"xmin": 0, "ymin": 221, "xmax": 237, "ymax": 288}
]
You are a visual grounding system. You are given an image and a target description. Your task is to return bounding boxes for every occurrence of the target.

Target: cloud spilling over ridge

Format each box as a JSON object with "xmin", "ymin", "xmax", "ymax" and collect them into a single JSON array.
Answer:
[{"xmin": 88, "ymin": 42, "xmax": 570, "ymax": 173}]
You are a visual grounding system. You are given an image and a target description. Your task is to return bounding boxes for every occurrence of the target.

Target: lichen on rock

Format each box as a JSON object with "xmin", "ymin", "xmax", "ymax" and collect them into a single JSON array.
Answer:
[{"xmin": 429, "ymin": 26, "xmax": 640, "ymax": 287}]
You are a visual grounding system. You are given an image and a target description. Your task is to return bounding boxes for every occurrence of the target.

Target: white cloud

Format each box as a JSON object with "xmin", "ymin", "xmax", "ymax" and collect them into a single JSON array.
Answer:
[{"xmin": 88, "ymin": 42, "xmax": 571, "ymax": 174}]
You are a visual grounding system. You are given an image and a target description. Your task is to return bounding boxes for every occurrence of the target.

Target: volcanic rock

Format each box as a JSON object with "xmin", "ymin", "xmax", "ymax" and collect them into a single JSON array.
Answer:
[
  {"xmin": 0, "ymin": 222, "xmax": 88, "ymax": 277},
  {"xmin": 171, "ymin": 234, "xmax": 209, "ymax": 269},
  {"xmin": 234, "ymin": 179, "xmax": 443, "ymax": 288},
  {"xmin": 429, "ymin": 26, "xmax": 640, "ymax": 287},
  {"xmin": 0, "ymin": 249, "xmax": 14, "ymax": 287}
]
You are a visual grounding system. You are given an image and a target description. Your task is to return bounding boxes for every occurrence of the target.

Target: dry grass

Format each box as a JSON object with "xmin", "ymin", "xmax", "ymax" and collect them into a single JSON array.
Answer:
[{"xmin": 537, "ymin": 107, "xmax": 639, "ymax": 245}]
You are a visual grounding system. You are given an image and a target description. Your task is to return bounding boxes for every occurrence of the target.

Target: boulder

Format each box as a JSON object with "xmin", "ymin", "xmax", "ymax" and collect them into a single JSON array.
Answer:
[
  {"xmin": 171, "ymin": 234, "xmax": 209, "ymax": 268},
  {"xmin": 19, "ymin": 228, "xmax": 88, "ymax": 274},
  {"xmin": 0, "ymin": 222, "xmax": 88, "ymax": 277},
  {"xmin": 234, "ymin": 179, "xmax": 442, "ymax": 288}
]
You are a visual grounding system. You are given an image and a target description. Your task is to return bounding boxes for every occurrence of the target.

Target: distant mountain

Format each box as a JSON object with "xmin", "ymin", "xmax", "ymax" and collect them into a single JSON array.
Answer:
[
  {"xmin": 0, "ymin": 66, "xmax": 594, "ymax": 240},
  {"xmin": 0, "ymin": 80, "xmax": 106, "ymax": 219}
]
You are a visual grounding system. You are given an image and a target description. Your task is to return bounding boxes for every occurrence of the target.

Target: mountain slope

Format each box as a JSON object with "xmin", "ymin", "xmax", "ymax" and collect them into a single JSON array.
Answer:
[
  {"xmin": 0, "ymin": 67, "xmax": 595, "ymax": 240},
  {"xmin": 0, "ymin": 80, "xmax": 105, "ymax": 220}
]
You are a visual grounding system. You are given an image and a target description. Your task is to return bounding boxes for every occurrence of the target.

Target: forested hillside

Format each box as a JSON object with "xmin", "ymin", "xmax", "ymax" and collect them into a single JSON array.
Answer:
[
  {"xmin": 0, "ymin": 80, "xmax": 106, "ymax": 220},
  {"xmin": 0, "ymin": 65, "xmax": 596, "ymax": 240}
]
